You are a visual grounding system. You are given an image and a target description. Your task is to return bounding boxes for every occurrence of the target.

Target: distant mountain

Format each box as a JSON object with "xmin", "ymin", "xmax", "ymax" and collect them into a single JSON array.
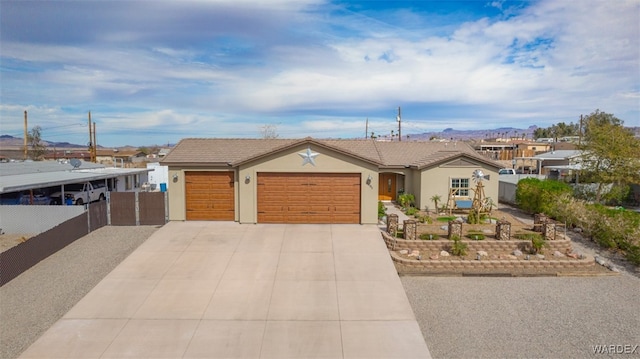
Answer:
[
  {"xmin": 406, "ymin": 125, "xmax": 539, "ymax": 141},
  {"xmin": 0, "ymin": 135, "xmax": 90, "ymax": 149}
]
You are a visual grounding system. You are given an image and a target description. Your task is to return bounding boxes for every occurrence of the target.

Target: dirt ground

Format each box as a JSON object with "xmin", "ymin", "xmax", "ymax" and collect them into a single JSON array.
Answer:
[{"xmin": 0, "ymin": 233, "xmax": 35, "ymax": 253}]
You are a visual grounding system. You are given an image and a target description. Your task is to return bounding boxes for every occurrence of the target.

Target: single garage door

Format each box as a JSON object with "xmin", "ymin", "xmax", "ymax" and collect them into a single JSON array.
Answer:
[
  {"xmin": 257, "ymin": 172, "xmax": 361, "ymax": 224},
  {"xmin": 185, "ymin": 171, "xmax": 235, "ymax": 221}
]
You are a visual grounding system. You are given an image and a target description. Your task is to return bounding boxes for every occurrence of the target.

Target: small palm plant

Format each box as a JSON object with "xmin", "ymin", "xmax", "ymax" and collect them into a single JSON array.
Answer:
[{"xmin": 430, "ymin": 195, "xmax": 441, "ymax": 213}]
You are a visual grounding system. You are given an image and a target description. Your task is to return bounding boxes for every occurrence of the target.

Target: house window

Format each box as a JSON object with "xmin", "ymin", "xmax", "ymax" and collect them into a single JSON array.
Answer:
[
  {"xmin": 451, "ymin": 178, "xmax": 469, "ymax": 197},
  {"xmin": 134, "ymin": 174, "xmax": 140, "ymax": 188},
  {"xmin": 125, "ymin": 176, "xmax": 132, "ymax": 190}
]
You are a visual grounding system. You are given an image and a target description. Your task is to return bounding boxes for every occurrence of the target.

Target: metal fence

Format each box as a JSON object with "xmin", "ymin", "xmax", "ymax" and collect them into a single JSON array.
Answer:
[{"xmin": 0, "ymin": 192, "xmax": 167, "ymax": 287}]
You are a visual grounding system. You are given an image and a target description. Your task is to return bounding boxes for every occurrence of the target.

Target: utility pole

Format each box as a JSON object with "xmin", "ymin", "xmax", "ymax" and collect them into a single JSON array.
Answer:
[
  {"xmin": 23, "ymin": 110, "xmax": 28, "ymax": 160},
  {"xmin": 365, "ymin": 118, "xmax": 369, "ymax": 139},
  {"xmin": 578, "ymin": 114, "xmax": 583, "ymax": 146},
  {"xmin": 396, "ymin": 106, "xmax": 402, "ymax": 142},
  {"xmin": 89, "ymin": 111, "xmax": 96, "ymax": 162},
  {"xmin": 92, "ymin": 122, "xmax": 97, "ymax": 163}
]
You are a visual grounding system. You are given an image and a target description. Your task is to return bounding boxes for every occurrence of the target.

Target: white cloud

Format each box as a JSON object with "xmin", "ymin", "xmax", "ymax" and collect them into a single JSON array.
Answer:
[{"xmin": 1, "ymin": 0, "xmax": 638, "ymax": 146}]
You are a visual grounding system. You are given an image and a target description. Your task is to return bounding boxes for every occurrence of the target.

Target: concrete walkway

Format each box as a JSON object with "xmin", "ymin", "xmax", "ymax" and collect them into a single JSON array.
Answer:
[{"xmin": 19, "ymin": 222, "xmax": 431, "ymax": 358}]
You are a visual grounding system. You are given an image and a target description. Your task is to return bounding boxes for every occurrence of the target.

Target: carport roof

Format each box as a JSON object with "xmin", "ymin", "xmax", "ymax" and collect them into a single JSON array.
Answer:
[
  {"xmin": 161, "ymin": 137, "xmax": 502, "ymax": 170},
  {"xmin": 0, "ymin": 163, "xmax": 151, "ymax": 193}
]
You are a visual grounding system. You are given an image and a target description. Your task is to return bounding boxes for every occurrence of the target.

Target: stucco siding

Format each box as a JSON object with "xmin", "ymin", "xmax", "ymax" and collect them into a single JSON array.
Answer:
[
  {"xmin": 238, "ymin": 144, "xmax": 379, "ymax": 224},
  {"xmin": 419, "ymin": 162, "xmax": 499, "ymax": 212}
]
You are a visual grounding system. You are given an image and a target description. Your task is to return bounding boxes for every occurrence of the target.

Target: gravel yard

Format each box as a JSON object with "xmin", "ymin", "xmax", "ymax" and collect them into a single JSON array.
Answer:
[
  {"xmin": 0, "ymin": 225, "xmax": 159, "ymax": 359},
  {"xmin": 402, "ymin": 274, "xmax": 640, "ymax": 359}
]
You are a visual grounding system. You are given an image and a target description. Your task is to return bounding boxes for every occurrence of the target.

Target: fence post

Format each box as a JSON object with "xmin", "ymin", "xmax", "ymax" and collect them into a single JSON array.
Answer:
[
  {"xmin": 403, "ymin": 219, "xmax": 417, "ymax": 240},
  {"xmin": 135, "ymin": 191, "xmax": 140, "ymax": 226},
  {"xmin": 495, "ymin": 219, "xmax": 511, "ymax": 240},
  {"xmin": 164, "ymin": 192, "xmax": 169, "ymax": 224},
  {"xmin": 106, "ymin": 191, "xmax": 112, "ymax": 225},
  {"xmin": 448, "ymin": 220, "xmax": 463, "ymax": 239},
  {"xmin": 387, "ymin": 214, "xmax": 398, "ymax": 236}
]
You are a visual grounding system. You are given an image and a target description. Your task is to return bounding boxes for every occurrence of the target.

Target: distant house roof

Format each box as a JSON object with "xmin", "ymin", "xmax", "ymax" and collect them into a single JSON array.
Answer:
[
  {"xmin": 161, "ymin": 137, "xmax": 503, "ymax": 170},
  {"xmin": 532, "ymin": 150, "xmax": 582, "ymax": 160}
]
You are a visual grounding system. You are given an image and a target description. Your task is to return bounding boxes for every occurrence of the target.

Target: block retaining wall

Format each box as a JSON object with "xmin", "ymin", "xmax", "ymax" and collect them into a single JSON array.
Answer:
[
  {"xmin": 382, "ymin": 231, "xmax": 594, "ymax": 270},
  {"xmin": 383, "ymin": 231, "xmax": 573, "ymax": 253},
  {"xmin": 389, "ymin": 251, "xmax": 595, "ymax": 270}
]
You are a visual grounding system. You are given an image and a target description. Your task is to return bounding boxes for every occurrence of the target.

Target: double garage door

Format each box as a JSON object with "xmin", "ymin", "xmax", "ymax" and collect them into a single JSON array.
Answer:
[
  {"xmin": 258, "ymin": 173, "xmax": 361, "ymax": 224},
  {"xmin": 185, "ymin": 171, "xmax": 361, "ymax": 223}
]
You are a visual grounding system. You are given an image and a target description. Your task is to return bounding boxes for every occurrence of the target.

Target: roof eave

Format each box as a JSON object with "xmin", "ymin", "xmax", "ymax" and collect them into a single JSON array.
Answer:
[{"xmin": 231, "ymin": 138, "xmax": 383, "ymax": 167}]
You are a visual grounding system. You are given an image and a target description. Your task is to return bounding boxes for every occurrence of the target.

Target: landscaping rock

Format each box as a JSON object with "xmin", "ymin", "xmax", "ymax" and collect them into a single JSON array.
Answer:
[
  {"xmin": 573, "ymin": 227, "xmax": 583, "ymax": 233},
  {"xmin": 440, "ymin": 225, "xmax": 448, "ymax": 231},
  {"xmin": 505, "ymin": 254, "xmax": 518, "ymax": 260},
  {"xmin": 553, "ymin": 250, "xmax": 565, "ymax": 257},
  {"xmin": 566, "ymin": 252, "xmax": 580, "ymax": 259},
  {"xmin": 408, "ymin": 250, "xmax": 420, "ymax": 257},
  {"xmin": 512, "ymin": 249, "xmax": 523, "ymax": 257},
  {"xmin": 606, "ymin": 264, "xmax": 620, "ymax": 273},
  {"xmin": 477, "ymin": 250, "xmax": 488, "ymax": 257},
  {"xmin": 429, "ymin": 254, "xmax": 439, "ymax": 260},
  {"xmin": 535, "ymin": 254, "xmax": 545, "ymax": 260},
  {"xmin": 399, "ymin": 249, "xmax": 409, "ymax": 255},
  {"xmin": 440, "ymin": 250, "xmax": 450, "ymax": 257},
  {"xmin": 595, "ymin": 256, "xmax": 606, "ymax": 266}
]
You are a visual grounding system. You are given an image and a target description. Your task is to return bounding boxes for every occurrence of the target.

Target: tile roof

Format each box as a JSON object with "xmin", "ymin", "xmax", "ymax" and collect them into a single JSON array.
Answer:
[{"xmin": 161, "ymin": 137, "xmax": 502, "ymax": 169}]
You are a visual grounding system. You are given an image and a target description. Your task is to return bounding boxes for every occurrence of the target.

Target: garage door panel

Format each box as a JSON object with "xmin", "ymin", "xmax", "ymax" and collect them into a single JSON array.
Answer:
[
  {"xmin": 257, "ymin": 172, "xmax": 360, "ymax": 224},
  {"xmin": 185, "ymin": 171, "xmax": 235, "ymax": 221}
]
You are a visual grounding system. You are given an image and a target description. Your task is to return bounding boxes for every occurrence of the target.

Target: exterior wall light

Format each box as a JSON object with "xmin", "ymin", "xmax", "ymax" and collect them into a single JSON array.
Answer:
[
  {"xmin": 172, "ymin": 173, "xmax": 179, "ymax": 183},
  {"xmin": 245, "ymin": 175, "xmax": 251, "ymax": 183},
  {"xmin": 366, "ymin": 174, "xmax": 373, "ymax": 185}
]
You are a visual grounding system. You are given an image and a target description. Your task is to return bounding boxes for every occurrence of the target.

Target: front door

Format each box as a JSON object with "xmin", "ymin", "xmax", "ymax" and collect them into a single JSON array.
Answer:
[{"xmin": 378, "ymin": 173, "xmax": 396, "ymax": 201}]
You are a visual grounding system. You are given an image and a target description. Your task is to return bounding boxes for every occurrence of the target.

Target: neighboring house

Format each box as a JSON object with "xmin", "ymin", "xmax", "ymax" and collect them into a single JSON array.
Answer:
[
  {"xmin": 146, "ymin": 162, "xmax": 169, "ymax": 191},
  {"xmin": 161, "ymin": 137, "xmax": 503, "ymax": 224},
  {"xmin": 528, "ymin": 150, "xmax": 583, "ymax": 178}
]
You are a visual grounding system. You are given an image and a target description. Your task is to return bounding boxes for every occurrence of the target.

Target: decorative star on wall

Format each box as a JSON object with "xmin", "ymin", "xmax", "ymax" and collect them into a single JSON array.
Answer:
[{"xmin": 298, "ymin": 146, "xmax": 319, "ymax": 166}]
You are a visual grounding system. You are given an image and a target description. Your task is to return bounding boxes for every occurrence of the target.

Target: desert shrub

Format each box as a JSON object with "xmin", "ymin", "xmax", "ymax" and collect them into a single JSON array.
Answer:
[
  {"xmin": 419, "ymin": 215, "xmax": 432, "ymax": 224},
  {"xmin": 587, "ymin": 204, "xmax": 640, "ymax": 251},
  {"xmin": 624, "ymin": 245, "xmax": 640, "ymax": 266},
  {"xmin": 467, "ymin": 210, "xmax": 479, "ymax": 224},
  {"xmin": 437, "ymin": 216, "xmax": 456, "ymax": 222},
  {"xmin": 398, "ymin": 193, "xmax": 415, "ymax": 209},
  {"xmin": 513, "ymin": 232, "xmax": 544, "ymax": 241},
  {"xmin": 531, "ymin": 236, "xmax": 548, "ymax": 254},
  {"xmin": 419, "ymin": 233, "xmax": 439, "ymax": 240},
  {"xmin": 451, "ymin": 238, "xmax": 468, "ymax": 256},
  {"xmin": 378, "ymin": 201, "xmax": 386, "ymax": 219},
  {"xmin": 516, "ymin": 178, "xmax": 573, "ymax": 214},
  {"xmin": 405, "ymin": 207, "xmax": 419, "ymax": 216},
  {"xmin": 467, "ymin": 231, "xmax": 485, "ymax": 240}
]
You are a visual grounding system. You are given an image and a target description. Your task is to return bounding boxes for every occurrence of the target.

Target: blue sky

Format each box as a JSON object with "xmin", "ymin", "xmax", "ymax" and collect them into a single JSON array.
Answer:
[{"xmin": 1, "ymin": 0, "xmax": 638, "ymax": 147}]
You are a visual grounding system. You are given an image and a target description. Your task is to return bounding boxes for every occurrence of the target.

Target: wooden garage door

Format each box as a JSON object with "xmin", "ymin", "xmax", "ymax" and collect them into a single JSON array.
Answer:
[
  {"xmin": 257, "ymin": 173, "xmax": 360, "ymax": 224},
  {"xmin": 185, "ymin": 171, "xmax": 234, "ymax": 221}
]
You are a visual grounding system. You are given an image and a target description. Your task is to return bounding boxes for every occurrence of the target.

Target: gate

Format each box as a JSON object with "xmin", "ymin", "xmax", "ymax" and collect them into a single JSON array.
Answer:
[{"xmin": 109, "ymin": 192, "xmax": 167, "ymax": 226}]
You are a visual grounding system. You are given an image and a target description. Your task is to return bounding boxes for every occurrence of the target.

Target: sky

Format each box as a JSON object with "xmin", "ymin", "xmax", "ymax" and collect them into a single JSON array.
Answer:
[{"xmin": 1, "ymin": 0, "xmax": 639, "ymax": 147}]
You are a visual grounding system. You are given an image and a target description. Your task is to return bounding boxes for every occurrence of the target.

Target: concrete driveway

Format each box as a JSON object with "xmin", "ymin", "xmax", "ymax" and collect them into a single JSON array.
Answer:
[{"xmin": 19, "ymin": 222, "xmax": 431, "ymax": 358}]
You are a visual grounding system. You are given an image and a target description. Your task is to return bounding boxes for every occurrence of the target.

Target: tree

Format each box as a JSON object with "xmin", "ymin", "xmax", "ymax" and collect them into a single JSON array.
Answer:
[
  {"xmin": 260, "ymin": 124, "xmax": 279, "ymax": 139},
  {"xmin": 578, "ymin": 110, "xmax": 640, "ymax": 203},
  {"xmin": 533, "ymin": 121, "xmax": 579, "ymax": 140},
  {"xmin": 27, "ymin": 126, "xmax": 47, "ymax": 160}
]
